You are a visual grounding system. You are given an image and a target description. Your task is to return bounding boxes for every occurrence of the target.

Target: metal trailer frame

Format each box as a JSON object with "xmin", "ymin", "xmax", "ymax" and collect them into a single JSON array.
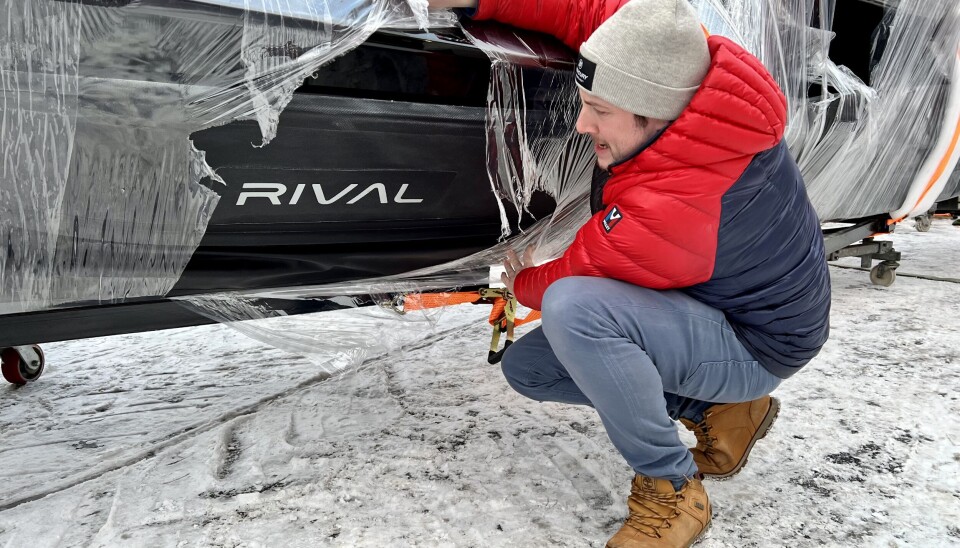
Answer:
[
  {"xmin": 823, "ymin": 216, "xmax": 902, "ymax": 286},
  {"xmin": 935, "ymin": 197, "xmax": 960, "ymax": 222}
]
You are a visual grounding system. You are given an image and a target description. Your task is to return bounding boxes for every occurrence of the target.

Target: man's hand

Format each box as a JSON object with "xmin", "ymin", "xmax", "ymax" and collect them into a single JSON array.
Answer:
[
  {"xmin": 427, "ymin": 0, "xmax": 477, "ymax": 9},
  {"xmin": 501, "ymin": 245, "xmax": 535, "ymax": 295}
]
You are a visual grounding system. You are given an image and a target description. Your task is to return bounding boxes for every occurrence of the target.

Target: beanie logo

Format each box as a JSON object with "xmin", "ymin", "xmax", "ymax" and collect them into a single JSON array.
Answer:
[
  {"xmin": 575, "ymin": 55, "xmax": 597, "ymax": 91},
  {"xmin": 602, "ymin": 205, "xmax": 622, "ymax": 233}
]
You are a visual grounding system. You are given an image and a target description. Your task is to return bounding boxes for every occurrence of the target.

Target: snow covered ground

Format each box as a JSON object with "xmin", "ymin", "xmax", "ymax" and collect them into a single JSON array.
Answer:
[{"xmin": 1, "ymin": 218, "xmax": 958, "ymax": 547}]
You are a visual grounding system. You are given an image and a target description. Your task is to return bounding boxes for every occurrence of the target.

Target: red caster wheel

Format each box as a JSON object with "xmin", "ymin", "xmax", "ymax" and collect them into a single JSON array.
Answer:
[{"xmin": 2, "ymin": 345, "xmax": 45, "ymax": 386}]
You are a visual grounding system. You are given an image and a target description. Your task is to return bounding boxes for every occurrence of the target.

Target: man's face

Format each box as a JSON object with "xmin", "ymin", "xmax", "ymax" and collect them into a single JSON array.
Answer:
[{"xmin": 575, "ymin": 89, "xmax": 667, "ymax": 170}]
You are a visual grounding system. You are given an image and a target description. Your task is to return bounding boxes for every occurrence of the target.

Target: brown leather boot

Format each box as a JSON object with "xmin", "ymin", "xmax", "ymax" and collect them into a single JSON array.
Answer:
[
  {"xmin": 606, "ymin": 475, "xmax": 711, "ymax": 548},
  {"xmin": 680, "ymin": 396, "xmax": 780, "ymax": 479}
]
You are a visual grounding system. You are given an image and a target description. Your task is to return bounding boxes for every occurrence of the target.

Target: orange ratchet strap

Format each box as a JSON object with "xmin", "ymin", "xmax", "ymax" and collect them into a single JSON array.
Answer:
[{"xmin": 402, "ymin": 289, "xmax": 541, "ymax": 364}]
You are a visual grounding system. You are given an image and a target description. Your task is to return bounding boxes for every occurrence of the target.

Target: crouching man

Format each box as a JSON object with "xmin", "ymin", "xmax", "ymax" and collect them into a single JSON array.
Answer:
[{"xmin": 430, "ymin": 0, "xmax": 831, "ymax": 545}]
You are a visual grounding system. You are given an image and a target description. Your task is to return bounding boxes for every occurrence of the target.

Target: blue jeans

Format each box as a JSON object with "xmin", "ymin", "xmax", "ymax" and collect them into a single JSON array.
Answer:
[{"xmin": 501, "ymin": 277, "xmax": 783, "ymax": 483}]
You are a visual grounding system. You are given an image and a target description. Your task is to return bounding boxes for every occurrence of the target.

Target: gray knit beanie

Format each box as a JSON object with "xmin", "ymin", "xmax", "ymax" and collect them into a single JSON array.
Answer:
[{"xmin": 576, "ymin": 0, "xmax": 710, "ymax": 120}]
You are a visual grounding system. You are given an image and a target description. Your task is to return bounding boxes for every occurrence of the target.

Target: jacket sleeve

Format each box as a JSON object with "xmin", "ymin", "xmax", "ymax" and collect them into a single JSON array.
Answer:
[
  {"xmin": 512, "ymin": 253, "xmax": 570, "ymax": 311},
  {"xmin": 513, "ymin": 185, "xmax": 720, "ymax": 311},
  {"xmin": 472, "ymin": 0, "xmax": 629, "ymax": 51}
]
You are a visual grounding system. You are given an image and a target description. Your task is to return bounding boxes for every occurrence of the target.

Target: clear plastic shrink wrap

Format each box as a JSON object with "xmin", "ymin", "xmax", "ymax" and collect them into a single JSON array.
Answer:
[
  {"xmin": 5, "ymin": 0, "xmax": 959, "ymax": 370},
  {"xmin": 693, "ymin": 0, "xmax": 960, "ymax": 221},
  {"xmin": 182, "ymin": 0, "xmax": 960, "ymax": 369},
  {"xmin": 0, "ymin": 0, "xmax": 449, "ymax": 315},
  {"xmin": 178, "ymin": 18, "xmax": 597, "ymax": 371},
  {"xmin": 0, "ymin": 0, "xmax": 594, "ymax": 369}
]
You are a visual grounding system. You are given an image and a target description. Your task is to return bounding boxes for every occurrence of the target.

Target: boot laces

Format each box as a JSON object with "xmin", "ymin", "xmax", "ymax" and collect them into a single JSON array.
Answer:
[
  {"xmin": 689, "ymin": 420, "xmax": 716, "ymax": 450},
  {"xmin": 625, "ymin": 487, "xmax": 683, "ymax": 538}
]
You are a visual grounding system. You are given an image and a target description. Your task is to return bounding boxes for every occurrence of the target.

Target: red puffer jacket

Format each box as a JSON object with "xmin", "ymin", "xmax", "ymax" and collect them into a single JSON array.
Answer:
[{"xmin": 473, "ymin": 0, "xmax": 787, "ymax": 311}]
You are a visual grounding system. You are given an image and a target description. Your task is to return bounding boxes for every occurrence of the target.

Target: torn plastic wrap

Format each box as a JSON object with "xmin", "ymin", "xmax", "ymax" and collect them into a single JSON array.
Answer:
[
  {"xmin": 177, "ymin": 20, "xmax": 596, "ymax": 371},
  {"xmin": 693, "ymin": 0, "xmax": 960, "ymax": 222},
  {"xmin": 176, "ymin": 1, "xmax": 960, "ymax": 369},
  {"xmin": 0, "ymin": 0, "xmax": 444, "ymax": 315},
  {"xmin": 458, "ymin": 21, "xmax": 595, "ymax": 243},
  {"xmin": 21, "ymin": 0, "xmax": 958, "ymax": 370}
]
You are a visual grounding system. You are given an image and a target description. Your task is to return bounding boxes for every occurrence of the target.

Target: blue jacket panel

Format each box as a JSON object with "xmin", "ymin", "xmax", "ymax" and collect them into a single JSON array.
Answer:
[{"xmin": 685, "ymin": 142, "xmax": 831, "ymax": 378}]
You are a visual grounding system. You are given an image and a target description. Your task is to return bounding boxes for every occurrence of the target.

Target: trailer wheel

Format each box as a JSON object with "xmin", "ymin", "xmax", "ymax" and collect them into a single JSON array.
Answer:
[
  {"xmin": 869, "ymin": 264, "xmax": 896, "ymax": 287},
  {"xmin": 1, "ymin": 346, "xmax": 45, "ymax": 386},
  {"xmin": 914, "ymin": 215, "xmax": 932, "ymax": 232}
]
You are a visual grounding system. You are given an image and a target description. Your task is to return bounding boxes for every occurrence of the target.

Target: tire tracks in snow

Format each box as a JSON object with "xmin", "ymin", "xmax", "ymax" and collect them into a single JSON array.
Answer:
[
  {"xmin": 215, "ymin": 417, "xmax": 249, "ymax": 480},
  {"xmin": 541, "ymin": 439, "xmax": 615, "ymax": 510},
  {"xmin": 0, "ymin": 320, "xmax": 476, "ymax": 513}
]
